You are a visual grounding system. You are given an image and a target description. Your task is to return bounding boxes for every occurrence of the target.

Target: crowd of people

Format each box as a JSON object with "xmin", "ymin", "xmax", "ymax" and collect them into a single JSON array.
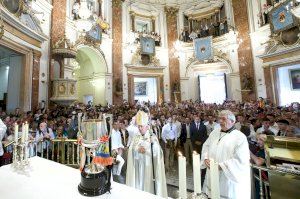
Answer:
[
  {"xmin": 180, "ymin": 18, "xmax": 229, "ymax": 42},
  {"xmin": 0, "ymin": 99, "xmax": 299, "ymax": 198},
  {"xmin": 132, "ymin": 30, "xmax": 162, "ymax": 46}
]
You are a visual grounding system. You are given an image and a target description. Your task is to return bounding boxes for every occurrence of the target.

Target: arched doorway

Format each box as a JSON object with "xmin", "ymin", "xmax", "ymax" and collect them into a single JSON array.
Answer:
[
  {"xmin": 74, "ymin": 46, "xmax": 107, "ymax": 105},
  {"xmin": 182, "ymin": 57, "xmax": 236, "ymax": 103}
]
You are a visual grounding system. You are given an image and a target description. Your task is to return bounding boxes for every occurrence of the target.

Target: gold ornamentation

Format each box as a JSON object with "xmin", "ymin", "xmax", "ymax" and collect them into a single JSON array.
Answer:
[
  {"xmin": 0, "ymin": 24, "xmax": 4, "ymax": 39},
  {"xmin": 70, "ymin": 83, "xmax": 75, "ymax": 95},
  {"xmin": 164, "ymin": 6, "xmax": 179, "ymax": 20},
  {"xmin": 112, "ymin": 0, "xmax": 123, "ymax": 8},
  {"xmin": 131, "ymin": 47, "xmax": 160, "ymax": 67},
  {"xmin": 58, "ymin": 83, "xmax": 66, "ymax": 94}
]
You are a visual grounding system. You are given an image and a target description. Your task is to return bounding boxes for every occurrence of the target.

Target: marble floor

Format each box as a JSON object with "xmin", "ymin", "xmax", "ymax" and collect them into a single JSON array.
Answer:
[{"xmin": 114, "ymin": 161, "xmax": 202, "ymax": 198}]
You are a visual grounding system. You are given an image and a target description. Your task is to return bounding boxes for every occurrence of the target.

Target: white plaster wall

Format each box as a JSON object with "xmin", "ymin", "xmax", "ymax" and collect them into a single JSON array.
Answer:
[
  {"xmin": 178, "ymin": 33, "xmax": 242, "ymax": 102},
  {"xmin": 277, "ymin": 64, "xmax": 300, "ymax": 106},
  {"xmin": 33, "ymin": 0, "xmax": 53, "ymax": 106},
  {"xmin": 250, "ymin": 25, "xmax": 271, "ymax": 99},
  {"xmin": 7, "ymin": 56, "xmax": 22, "ymax": 112},
  {"xmin": 0, "ymin": 63, "xmax": 9, "ymax": 100},
  {"xmin": 134, "ymin": 77, "xmax": 157, "ymax": 103}
]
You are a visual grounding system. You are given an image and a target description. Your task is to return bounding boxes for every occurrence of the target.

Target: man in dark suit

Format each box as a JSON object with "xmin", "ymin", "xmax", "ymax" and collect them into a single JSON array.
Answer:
[
  {"xmin": 190, "ymin": 114, "xmax": 207, "ymax": 187},
  {"xmin": 180, "ymin": 117, "xmax": 193, "ymax": 164},
  {"xmin": 190, "ymin": 115, "xmax": 208, "ymax": 154}
]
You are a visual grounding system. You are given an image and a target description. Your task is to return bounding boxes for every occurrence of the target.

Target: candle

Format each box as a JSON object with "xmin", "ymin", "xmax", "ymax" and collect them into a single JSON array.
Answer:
[
  {"xmin": 25, "ymin": 122, "xmax": 29, "ymax": 142},
  {"xmin": 178, "ymin": 152, "xmax": 187, "ymax": 199},
  {"xmin": 210, "ymin": 159, "xmax": 220, "ymax": 199},
  {"xmin": 14, "ymin": 123, "xmax": 18, "ymax": 144},
  {"xmin": 21, "ymin": 123, "xmax": 25, "ymax": 143},
  {"xmin": 193, "ymin": 151, "xmax": 201, "ymax": 194}
]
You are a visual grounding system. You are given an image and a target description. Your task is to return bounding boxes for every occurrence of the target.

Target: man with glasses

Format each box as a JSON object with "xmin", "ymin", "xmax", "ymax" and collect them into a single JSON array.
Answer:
[{"xmin": 201, "ymin": 110, "xmax": 251, "ymax": 199}]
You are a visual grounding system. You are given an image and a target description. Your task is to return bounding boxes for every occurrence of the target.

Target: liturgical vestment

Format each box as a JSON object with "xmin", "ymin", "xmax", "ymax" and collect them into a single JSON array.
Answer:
[
  {"xmin": 201, "ymin": 129, "xmax": 251, "ymax": 199},
  {"xmin": 126, "ymin": 131, "xmax": 168, "ymax": 198}
]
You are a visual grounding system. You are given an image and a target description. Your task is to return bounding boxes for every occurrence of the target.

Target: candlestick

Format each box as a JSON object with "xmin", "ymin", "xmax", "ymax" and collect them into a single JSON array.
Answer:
[
  {"xmin": 178, "ymin": 152, "xmax": 187, "ymax": 199},
  {"xmin": 193, "ymin": 151, "xmax": 201, "ymax": 195},
  {"xmin": 210, "ymin": 159, "xmax": 220, "ymax": 199},
  {"xmin": 14, "ymin": 123, "xmax": 18, "ymax": 144}
]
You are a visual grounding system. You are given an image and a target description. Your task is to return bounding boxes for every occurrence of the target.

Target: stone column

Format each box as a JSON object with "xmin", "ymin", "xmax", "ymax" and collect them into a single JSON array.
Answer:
[
  {"xmin": 112, "ymin": 0, "xmax": 123, "ymax": 104},
  {"xmin": 232, "ymin": 0, "xmax": 256, "ymax": 101},
  {"xmin": 263, "ymin": 66, "xmax": 275, "ymax": 102},
  {"xmin": 51, "ymin": 0, "xmax": 67, "ymax": 47},
  {"xmin": 49, "ymin": 0, "xmax": 67, "ymax": 102},
  {"xmin": 165, "ymin": 7, "xmax": 181, "ymax": 102},
  {"xmin": 32, "ymin": 51, "xmax": 41, "ymax": 111}
]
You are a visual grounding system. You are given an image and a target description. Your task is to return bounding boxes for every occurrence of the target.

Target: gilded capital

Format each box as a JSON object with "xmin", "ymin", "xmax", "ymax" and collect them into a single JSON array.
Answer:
[
  {"xmin": 112, "ymin": 0, "xmax": 123, "ymax": 8},
  {"xmin": 164, "ymin": 6, "xmax": 179, "ymax": 20}
]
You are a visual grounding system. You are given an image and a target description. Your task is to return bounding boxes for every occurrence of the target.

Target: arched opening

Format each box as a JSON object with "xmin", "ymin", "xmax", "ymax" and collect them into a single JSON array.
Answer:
[
  {"xmin": 183, "ymin": 58, "xmax": 234, "ymax": 103},
  {"xmin": 74, "ymin": 46, "xmax": 107, "ymax": 105}
]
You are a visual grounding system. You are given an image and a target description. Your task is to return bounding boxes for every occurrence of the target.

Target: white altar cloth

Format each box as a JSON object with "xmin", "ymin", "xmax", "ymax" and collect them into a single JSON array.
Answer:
[{"xmin": 0, "ymin": 157, "xmax": 162, "ymax": 199}]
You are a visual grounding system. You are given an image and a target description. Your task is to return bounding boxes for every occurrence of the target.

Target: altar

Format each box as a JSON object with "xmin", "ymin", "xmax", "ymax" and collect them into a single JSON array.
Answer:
[{"xmin": 0, "ymin": 157, "xmax": 163, "ymax": 199}]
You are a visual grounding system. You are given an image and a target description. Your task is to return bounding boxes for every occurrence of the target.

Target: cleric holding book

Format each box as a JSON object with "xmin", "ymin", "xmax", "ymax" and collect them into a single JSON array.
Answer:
[
  {"xmin": 126, "ymin": 110, "xmax": 168, "ymax": 198},
  {"xmin": 201, "ymin": 110, "xmax": 251, "ymax": 199}
]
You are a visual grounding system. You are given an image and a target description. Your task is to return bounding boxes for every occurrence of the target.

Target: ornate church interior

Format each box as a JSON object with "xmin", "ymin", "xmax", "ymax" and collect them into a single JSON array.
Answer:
[{"xmin": 0, "ymin": 0, "xmax": 300, "ymax": 199}]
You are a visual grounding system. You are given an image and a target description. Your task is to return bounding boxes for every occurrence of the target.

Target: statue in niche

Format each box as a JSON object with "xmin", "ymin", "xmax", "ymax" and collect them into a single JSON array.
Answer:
[
  {"xmin": 173, "ymin": 80, "xmax": 180, "ymax": 93},
  {"xmin": 72, "ymin": 0, "xmax": 80, "ymax": 20},
  {"xmin": 115, "ymin": 78, "xmax": 122, "ymax": 93},
  {"xmin": 241, "ymin": 72, "xmax": 253, "ymax": 91}
]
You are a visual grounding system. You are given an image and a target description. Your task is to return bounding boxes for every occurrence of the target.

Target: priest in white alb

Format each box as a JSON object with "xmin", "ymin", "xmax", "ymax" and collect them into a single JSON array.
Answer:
[
  {"xmin": 201, "ymin": 110, "xmax": 251, "ymax": 199},
  {"xmin": 126, "ymin": 110, "xmax": 168, "ymax": 198}
]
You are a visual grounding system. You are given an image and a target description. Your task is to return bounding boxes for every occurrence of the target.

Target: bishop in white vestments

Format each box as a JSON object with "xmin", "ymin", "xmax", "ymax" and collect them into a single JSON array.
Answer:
[
  {"xmin": 126, "ymin": 110, "xmax": 168, "ymax": 198},
  {"xmin": 201, "ymin": 110, "xmax": 251, "ymax": 199}
]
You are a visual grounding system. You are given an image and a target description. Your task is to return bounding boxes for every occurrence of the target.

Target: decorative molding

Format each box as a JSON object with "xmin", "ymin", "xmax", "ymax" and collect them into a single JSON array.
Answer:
[
  {"xmin": 164, "ymin": 6, "xmax": 179, "ymax": 20},
  {"xmin": 0, "ymin": 6, "xmax": 47, "ymax": 43},
  {"xmin": 112, "ymin": 0, "xmax": 124, "ymax": 8}
]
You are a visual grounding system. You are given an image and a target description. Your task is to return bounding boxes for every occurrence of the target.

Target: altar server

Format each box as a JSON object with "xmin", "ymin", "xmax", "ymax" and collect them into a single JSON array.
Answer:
[
  {"xmin": 201, "ymin": 110, "xmax": 251, "ymax": 199},
  {"xmin": 126, "ymin": 110, "xmax": 168, "ymax": 198}
]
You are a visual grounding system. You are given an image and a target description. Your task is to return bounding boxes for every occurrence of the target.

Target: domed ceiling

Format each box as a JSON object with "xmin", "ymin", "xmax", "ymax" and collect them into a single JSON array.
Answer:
[
  {"xmin": 127, "ymin": 0, "xmax": 224, "ymax": 16},
  {"xmin": 129, "ymin": 0, "xmax": 222, "ymax": 6}
]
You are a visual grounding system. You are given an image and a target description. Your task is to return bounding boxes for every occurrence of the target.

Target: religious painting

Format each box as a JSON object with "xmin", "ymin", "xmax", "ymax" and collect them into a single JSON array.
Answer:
[
  {"xmin": 289, "ymin": 69, "xmax": 300, "ymax": 90},
  {"xmin": 135, "ymin": 19, "xmax": 151, "ymax": 33},
  {"xmin": 134, "ymin": 82, "xmax": 147, "ymax": 96},
  {"xmin": 86, "ymin": 24, "xmax": 102, "ymax": 43},
  {"xmin": 140, "ymin": 37, "xmax": 155, "ymax": 55},
  {"xmin": 194, "ymin": 36, "xmax": 213, "ymax": 61},
  {"xmin": 269, "ymin": 0, "xmax": 299, "ymax": 34}
]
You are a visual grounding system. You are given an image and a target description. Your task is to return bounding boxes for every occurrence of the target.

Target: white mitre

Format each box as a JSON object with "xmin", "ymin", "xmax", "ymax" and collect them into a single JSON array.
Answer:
[{"xmin": 136, "ymin": 110, "xmax": 149, "ymax": 126}]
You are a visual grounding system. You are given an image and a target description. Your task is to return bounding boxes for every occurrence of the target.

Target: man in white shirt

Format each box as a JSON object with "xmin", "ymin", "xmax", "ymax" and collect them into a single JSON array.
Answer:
[
  {"xmin": 111, "ymin": 121, "xmax": 124, "ymax": 176},
  {"xmin": 0, "ymin": 119, "xmax": 7, "ymax": 166},
  {"xmin": 204, "ymin": 114, "xmax": 219, "ymax": 135},
  {"xmin": 256, "ymin": 118, "xmax": 278, "ymax": 135},
  {"xmin": 172, "ymin": 114, "xmax": 182, "ymax": 138},
  {"xmin": 202, "ymin": 110, "xmax": 251, "ymax": 199},
  {"xmin": 266, "ymin": 114, "xmax": 279, "ymax": 133},
  {"xmin": 162, "ymin": 118, "xmax": 178, "ymax": 171}
]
